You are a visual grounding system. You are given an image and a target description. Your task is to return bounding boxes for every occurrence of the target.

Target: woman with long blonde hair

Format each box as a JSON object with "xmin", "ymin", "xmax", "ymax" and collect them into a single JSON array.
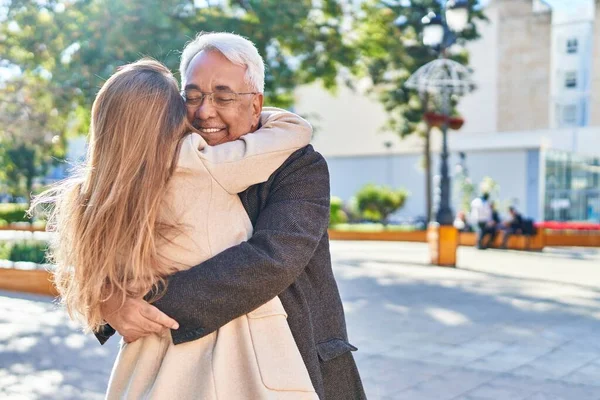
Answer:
[{"xmin": 32, "ymin": 58, "xmax": 318, "ymax": 399}]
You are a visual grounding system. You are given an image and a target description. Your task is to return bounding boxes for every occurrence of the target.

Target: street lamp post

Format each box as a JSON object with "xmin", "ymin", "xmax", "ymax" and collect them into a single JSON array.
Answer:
[
  {"xmin": 406, "ymin": 0, "xmax": 472, "ymax": 226},
  {"xmin": 405, "ymin": 0, "xmax": 474, "ymax": 266}
]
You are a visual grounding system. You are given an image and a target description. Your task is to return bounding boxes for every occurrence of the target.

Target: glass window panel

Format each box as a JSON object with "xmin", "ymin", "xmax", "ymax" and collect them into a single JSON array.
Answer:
[
  {"xmin": 562, "ymin": 105, "xmax": 577, "ymax": 125},
  {"xmin": 566, "ymin": 38, "xmax": 578, "ymax": 54},
  {"xmin": 565, "ymin": 71, "xmax": 577, "ymax": 88}
]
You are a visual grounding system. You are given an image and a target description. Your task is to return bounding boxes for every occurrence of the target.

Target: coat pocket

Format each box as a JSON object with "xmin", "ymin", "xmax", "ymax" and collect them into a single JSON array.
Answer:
[
  {"xmin": 247, "ymin": 297, "xmax": 317, "ymax": 394},
  {"xmin": 316, "ymin": 338, "xmax": 358, "ymax": 362}
]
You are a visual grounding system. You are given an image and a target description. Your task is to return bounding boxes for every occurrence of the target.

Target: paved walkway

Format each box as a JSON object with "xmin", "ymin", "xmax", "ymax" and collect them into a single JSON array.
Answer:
[{"xmin": 1, "ymin": 242, "xmax": 600, "ymax": 399}]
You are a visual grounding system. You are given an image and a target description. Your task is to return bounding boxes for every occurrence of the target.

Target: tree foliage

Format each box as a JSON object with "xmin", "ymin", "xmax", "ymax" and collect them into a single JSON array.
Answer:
[
  {"xmin": 0, "ymin": 0, "xmax": 358, "ymax": 200},
  {"xmin": 353, "ymin": 0, "xmax": 486, "ymax": 221},
  {"xmin": 356, "ymin": 184, "xmax": 408, "ymax": 225},
  {"xmin": 0, "ymin": 0, "xmax": 488, "ymax": 209},
  {"xmin": 0, "ymin": 74, "xmax": 67, "ymax": 200},
  {"xmin": 1, "ymin": 0, "xmax": 357, "ymax": 110},
  {"xmin": 355, "ymin": 0, "xmax": 487, "ymax": 136}
]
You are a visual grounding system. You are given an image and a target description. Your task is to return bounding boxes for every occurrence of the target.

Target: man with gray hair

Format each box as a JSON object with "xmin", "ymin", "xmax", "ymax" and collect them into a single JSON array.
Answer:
[{"xmin": 97, "ymin": 32, "xmax": 366, "ymax": 399}]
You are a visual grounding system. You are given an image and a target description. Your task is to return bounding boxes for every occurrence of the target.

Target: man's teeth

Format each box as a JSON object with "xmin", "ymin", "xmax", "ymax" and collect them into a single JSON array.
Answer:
[{"xmin": 201, "ymin": 128, "xmax": 222, "ymax": 133}]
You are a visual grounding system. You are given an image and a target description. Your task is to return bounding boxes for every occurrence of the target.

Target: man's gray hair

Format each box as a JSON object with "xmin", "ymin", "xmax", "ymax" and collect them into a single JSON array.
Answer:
[{"xmin": 180, "ymin": 32, "xmax": 265, "ymax": 93}]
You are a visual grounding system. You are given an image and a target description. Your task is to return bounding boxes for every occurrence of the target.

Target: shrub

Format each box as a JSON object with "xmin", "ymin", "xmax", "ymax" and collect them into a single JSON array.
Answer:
[
  {"xmin": 0, "ymin": 204, "xmax": 30, "ymax": 224},
  {"xmin": 0, "ymin": 241, "xmax": 50, "ymax": 264},
  {"xmin": 344, "ymin": 197, "xmax": 363, "ymax": 223},
  {"xmin": 0, "ymin": 242, "xmax": 11, "ymax": 260},
  {"xmin": 329, "ymin": 196, "xmax": 348, "ymax": 226},
  {"xmin": 355, "ymin": 184, "xmax": 409, "ymax": 225},
  {"xmin": 32, "ymin": 220, "xmax": 47, "ymax": 230}
]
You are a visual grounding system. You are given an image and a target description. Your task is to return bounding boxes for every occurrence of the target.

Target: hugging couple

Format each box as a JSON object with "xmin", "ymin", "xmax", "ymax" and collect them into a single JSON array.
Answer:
[{"xmin": 35, "ymin": 32, "xmax": 366, "ymax": 400}]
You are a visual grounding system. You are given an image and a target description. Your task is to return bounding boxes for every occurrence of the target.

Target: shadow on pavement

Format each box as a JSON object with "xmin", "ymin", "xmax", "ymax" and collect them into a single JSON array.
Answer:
[{"xmin": 0, "ymin": 290, "xmax": 119, "ymax": 399}]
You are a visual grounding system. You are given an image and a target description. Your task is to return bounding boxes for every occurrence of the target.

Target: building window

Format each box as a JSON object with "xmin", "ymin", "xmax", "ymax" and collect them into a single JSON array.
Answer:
[
  {"xmin": 544, "ymin": 152, "xmax": 600, "ymax": 222},
  {"xmin": 562, "ymin": 105, "xmax": 578, "ymax": 125},
  {"xmin": 566, "ymin": 38, "xmax": 578, "ymax": 54},
  {"xmin": 565, "ymin": 71, "xmax": 577, "ymax": 88}
]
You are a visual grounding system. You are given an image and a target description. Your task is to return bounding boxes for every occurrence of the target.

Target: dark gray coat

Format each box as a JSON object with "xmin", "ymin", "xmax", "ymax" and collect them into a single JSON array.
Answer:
[{"xmin": 97, "ymin": 145, "xmax": 365, "ymax": 400}]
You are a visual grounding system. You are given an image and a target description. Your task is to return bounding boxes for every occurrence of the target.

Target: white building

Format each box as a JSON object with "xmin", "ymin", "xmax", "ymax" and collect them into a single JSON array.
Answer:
[
  {"xmin": 549, "ymin": 0, "xmax": 595, "ymax": 128},
  {"xmin": 295, "ymin": 0, "xmax": 600, "ymax": 222}
]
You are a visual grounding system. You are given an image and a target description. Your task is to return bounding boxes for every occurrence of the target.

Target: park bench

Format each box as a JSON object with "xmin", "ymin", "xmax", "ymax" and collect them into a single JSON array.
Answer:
[{"xmin": 458, "ymin": 229, "xmax": 545, "ymax": 251}]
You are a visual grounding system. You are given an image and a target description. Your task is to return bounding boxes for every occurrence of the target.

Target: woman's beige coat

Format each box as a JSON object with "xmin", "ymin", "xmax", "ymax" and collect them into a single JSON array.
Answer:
[{"xmin": 105, "ymin": 108, "xmax": 319, "ymax": 400}]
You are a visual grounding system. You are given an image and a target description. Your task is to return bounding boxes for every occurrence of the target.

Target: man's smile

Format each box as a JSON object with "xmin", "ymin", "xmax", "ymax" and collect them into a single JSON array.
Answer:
[{"xmin": 199, "ymin": 127, "xmax": 225, "ymax": 133}]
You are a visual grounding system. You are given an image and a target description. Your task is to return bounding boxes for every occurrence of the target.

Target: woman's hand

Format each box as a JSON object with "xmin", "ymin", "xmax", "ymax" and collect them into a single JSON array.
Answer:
[{"xmin": 100, "ymin": 296, "xmax": 179, "ymax": 343}]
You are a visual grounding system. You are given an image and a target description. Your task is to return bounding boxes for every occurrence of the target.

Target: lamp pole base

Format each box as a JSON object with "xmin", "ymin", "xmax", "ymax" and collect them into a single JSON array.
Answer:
[
  {"xmin": 435, "ymin": 206, "xmax": 454, "ymax": 226},
  {"xmin": 427, "ymin": 222, "xmax": 459, "ymax": 267}
]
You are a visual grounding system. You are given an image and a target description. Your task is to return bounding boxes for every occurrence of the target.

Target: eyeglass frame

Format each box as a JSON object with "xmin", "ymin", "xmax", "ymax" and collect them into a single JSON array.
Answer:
[{"xmin": 180, "ymin": 88, "xmax": 259, "ymax": 109}]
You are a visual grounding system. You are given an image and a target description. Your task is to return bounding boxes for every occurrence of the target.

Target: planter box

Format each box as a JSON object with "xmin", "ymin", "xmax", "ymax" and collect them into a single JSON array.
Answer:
[
  {"xmin": 328, "ymin": 229, "xmax": 427, "ymax": 242},
  {"xmin": 0, "ymin": 267, "xmax": 57, "ymax": 297},
  {"xmin": 0, "ymin": 225, "xmax": 46, "ymax": 232},
  {"xmin": 545, "ymin": 232, "xmax": 600, "ymax": 247},
  {"xmin": 458, "ymin": 232, "xmax": 477, "ymax": 246},
  {"xmin": 458, "ymin": 231, "xmax": 545, "ymax": 251}
]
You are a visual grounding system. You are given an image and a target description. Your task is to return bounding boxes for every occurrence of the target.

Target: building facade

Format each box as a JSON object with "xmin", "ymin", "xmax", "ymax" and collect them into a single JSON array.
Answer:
[{"xmin": 295, "ymin": 0, "xmax": 600, "ymax": 222}]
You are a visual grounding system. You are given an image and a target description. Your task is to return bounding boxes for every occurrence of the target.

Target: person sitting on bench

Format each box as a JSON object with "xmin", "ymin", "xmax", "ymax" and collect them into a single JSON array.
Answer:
[{"xmin": 500, "ymin": 206, "xmax": 524, "ymax": 249}]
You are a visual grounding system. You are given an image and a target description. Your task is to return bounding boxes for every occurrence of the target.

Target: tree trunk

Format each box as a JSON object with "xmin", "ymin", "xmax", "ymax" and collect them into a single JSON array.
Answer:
[
  {"xmin": 424, "ymin": 126, "xmax": 432, "ymax": 222},
  {"xmin": 422, "ymin": 93, "xmax": 433, "ymax": 222}
]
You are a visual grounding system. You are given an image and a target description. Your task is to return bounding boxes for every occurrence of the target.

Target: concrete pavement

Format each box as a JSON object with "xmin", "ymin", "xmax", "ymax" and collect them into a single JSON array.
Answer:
[
  {"xmin": 336, "ymin": 242, "xmax": 600, "ymax": 399},
  {"xmin": 1, "ymin": 242, "xmax": 600, "ymax": 399}
]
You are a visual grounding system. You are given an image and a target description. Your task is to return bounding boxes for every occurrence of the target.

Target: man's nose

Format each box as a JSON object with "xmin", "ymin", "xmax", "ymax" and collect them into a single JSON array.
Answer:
[{"xmin": 196, "ymin": 97, "xmax": 217, "ymax": 120}]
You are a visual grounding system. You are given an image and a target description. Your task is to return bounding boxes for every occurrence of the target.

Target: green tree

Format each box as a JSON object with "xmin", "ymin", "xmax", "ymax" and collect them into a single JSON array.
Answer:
[
  {"xmin": 0, "ymin": 75, "xmax": 67, "ymax": 202},
  {"xmin": 454, "ymin": 168, "xmax": 475, "ymax": 214},
  {"xmin": 354, "ymin": 0, "xmax": 486, "ymax": 221},
  {"xmin": 0, "ymin": 141, "xmax": 7, "ymax": 195},
  {"xmin": 1, "ymin": 0, "xmax": 358, "ymax": 198},
  {"xmin": 1, "ymin": 0, "xmax": 357, "ymax": 111},
  {"xmin": 356, "ymin": 184, "xmax": 408, "ymax": 226},
  {"xmin": 479, "ymin": 176, "xmax": 500, "ymax": 202},
  {"xmin": 457, "ymin": 175, "xmax": 500, "ymax": 214}
]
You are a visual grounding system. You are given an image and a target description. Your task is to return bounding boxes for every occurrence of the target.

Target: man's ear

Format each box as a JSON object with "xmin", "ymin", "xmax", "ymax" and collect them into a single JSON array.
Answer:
[{"xmin": 251, "ymin": 93, "xmax": 264, "ymax": 130}]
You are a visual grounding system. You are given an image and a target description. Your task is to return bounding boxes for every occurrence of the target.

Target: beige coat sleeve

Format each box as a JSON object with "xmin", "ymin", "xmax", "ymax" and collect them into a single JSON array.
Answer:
[{"xmin": 184, "ymin": 107, "xmax": 312, "ymax": 194}]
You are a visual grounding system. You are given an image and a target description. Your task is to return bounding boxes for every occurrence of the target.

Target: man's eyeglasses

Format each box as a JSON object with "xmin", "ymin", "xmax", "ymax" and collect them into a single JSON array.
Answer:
[{"xmin": 181, "ymin": 89, "xmax": 258, "ymax": 109}]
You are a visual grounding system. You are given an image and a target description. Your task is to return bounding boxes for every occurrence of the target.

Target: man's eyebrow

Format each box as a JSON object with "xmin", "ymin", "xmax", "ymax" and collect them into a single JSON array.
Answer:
[
  {"xmin": 215, "ymin": 85, "xmax": 234, "ymax": 91},
  {"xmin": 184, "ymin": 84, "xmax": 201, "ymax": 91}
]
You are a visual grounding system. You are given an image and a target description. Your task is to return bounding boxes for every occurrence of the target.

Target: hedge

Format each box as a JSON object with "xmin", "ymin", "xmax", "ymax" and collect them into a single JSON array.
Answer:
[
  {"xmin": 0, "ymin": 204, "xmax": 31, "ymax": 224},
  {"xmin": 0, "ymin": 241, "xmax": 50, "ymax": 264}
]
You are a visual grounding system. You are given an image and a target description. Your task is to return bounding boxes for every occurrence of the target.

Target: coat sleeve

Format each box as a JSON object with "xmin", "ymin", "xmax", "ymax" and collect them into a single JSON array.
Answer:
[
  {"xmin": 153, "ymin": 146, "xmax": 331, "ymax": 345},
  {"xmin": 190, "ymin": 107, "xmax": 312, "ymax": 194}
]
